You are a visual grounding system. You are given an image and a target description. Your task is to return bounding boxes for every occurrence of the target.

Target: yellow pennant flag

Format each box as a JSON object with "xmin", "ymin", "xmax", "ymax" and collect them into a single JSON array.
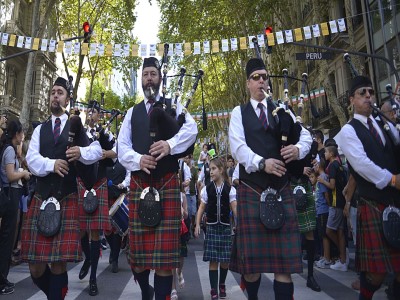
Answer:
[
  {"xmin": 32, "ymin": 38, "xmax": 40, "ymax": 50},
  {"xmin": 184, "ymin": 42, "xmax": 191, "ymax": 55},
  {"xmin": 239, "ymin": 37, "xmax": 247, "ymax": 50},
  {"xmin": 294, "ymin": 28, "xmax": 303, "ymax": 41},
  {"xmin": 266, "ymin": 33, "xmax": 275, "ymax": 46},
  {"xmin": 57, "ymin": 41, "xmax": 64, "ymax": 53},
  {"xmin": 158, "ymin": 43, "xmax": 164, "ymax": 56},
  {"xmin": 105, "ymin": 44, "xmax": 113, "ymax": 56},
  {"xmin": 81, "ymin": 43, "xmax": 89, "ymax": 55},
  {"xmin": 321, "ymin": 22, "xmax": 329, "ymax": 36},
  {"xmin": 8, "ymin": 34, "xmax": 16, "ymax": 47},
  {"xmin": 132, "ymin": 44, "xmax": 139, "ymax": 56},
  {"xmin": 212, "ymin": 40, "xmax": 219, "ymax": 53}
]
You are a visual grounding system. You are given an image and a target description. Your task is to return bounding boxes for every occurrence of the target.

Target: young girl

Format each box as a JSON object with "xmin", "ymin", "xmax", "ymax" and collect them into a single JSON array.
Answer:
[{"xmin": 195, "ymin": 157, "xmax": 237, "ymax": 300}]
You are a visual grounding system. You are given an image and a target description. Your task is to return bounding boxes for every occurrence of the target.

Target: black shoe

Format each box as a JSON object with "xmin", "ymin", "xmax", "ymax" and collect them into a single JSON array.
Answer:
[
  {"xmin": 111, "ymin": 261, "xmax": 119, "ymax": 273},
  {"xmin": 0, "ymin": 284, "xmax": 14, "ymax": 295},
  {"xmin": 79, "ymin": 259, "xmax": 91, "ymax": 280},
  {"xmin": 89, "ymin": 279, "xmax": 98, "ymax": 296},
  {"xmin": 307, "ymin": 276, "xmax": 321, "ymax": 292},
  {"xmin": 101, "ymin": 238, "xmax": 107, "ymax": 250},
  {"xmin": 4, "ymin": 279, "xmax": 14, "ymax": 288}
]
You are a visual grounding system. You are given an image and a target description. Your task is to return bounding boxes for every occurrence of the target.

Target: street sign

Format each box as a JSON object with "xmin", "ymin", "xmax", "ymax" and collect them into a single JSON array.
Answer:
[{"xmin": 295, "ymin": 52, "xmax": 333, "ymax": 60}]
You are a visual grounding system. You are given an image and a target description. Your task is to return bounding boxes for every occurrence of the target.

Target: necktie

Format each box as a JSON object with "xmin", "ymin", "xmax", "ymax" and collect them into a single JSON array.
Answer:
[
  {"xmin": 147, "ymin": 99, "xmax": 154, "ymax": 115},
  {"xmin": 257, "ymin": 103, "xmax": 268, "ymax": 130},
  {"xmin": 53, "ymin": 118, "xmax": 61, "ymax": 143},
  {"xmin": 367, "ymin": 118, "xmax": 383, "ymax": 146}
]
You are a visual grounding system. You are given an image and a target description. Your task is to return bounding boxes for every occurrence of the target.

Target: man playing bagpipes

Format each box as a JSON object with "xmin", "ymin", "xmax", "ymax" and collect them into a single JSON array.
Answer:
[
  {"xmin": 117, "ymin": 57, "xmax": 197, "ymax": 300},
  {"xmin": 21, "ymin": 77, "xmax": 102, "ymax": 300}
]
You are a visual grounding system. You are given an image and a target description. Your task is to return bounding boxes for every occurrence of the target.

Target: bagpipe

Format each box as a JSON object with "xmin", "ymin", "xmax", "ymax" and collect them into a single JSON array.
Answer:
[
  {"xmin": 148, "ymin": 43, "xmax": 204, "ymax": 158},
  {"xmin": 252, "ymin": 39, "xmax": 318, "ymax": 175},
  {"xmin": 343, "ymin": 53, "xmax": 400, "ymax": 145}
]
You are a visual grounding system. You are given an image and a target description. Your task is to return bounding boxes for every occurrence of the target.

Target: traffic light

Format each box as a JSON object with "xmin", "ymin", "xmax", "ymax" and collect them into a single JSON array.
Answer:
[
  {"xmin": 265, "ymin": 26, "xmax": 273, "ymax": 54},
  {"xmin": 83, "ymin": 21, "xmax": 92, "ymax": 43}
]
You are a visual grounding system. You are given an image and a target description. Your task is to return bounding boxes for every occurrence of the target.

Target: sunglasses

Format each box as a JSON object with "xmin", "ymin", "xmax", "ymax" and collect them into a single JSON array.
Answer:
[
  {"xmin": 357, "ymin": 88, "xmax": 375, "ymax": 96},
  {"xmin": 250, "ymin": 73, "xmax": 268, "ymax": 81}
]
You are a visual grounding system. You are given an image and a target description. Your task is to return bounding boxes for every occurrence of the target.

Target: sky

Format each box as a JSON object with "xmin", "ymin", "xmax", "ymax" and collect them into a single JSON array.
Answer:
[{"xmin": 111, "ymin": 0, "xmax": 161, "ymax": 97}]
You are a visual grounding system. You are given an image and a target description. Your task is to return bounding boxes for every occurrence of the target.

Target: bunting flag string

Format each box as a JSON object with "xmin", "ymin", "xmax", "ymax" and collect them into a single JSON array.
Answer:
[{"xmin": 0, "ymin": 18, "xmax": 346, "ymax": 58}]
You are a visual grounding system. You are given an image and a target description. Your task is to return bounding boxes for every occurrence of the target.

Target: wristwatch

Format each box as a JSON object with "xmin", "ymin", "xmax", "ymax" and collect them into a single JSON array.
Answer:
[{"xmin": 258, "ymin": 158, "xmax": 266, "ymax": 172}]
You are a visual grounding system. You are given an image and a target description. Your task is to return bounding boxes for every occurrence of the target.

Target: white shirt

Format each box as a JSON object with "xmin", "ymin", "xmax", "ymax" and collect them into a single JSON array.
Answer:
[
  {"xmin": 232, "ymin": 164, "xmax": 239, "ymax": 183},
  {"xmin": 197, "ymin": 162, "xmax": 210, "ymax": 183},
  {"xmin": 117, "ymin": 96, "xmax": 198, "ymax": 172},
  {"xmin": 229, "ymin": 98, "xmax": 312, "ymax": 174},
  {"xmin": 336, "ymin": 113, "xmax": 392, "ymax": 190},
  {"xmin": 179, "ymin": 159, "xmax": 192, "ymax": 193},
  {"xmin": 27, "ymin": 114, "xmax": 102, "ymax": 177},
  {"xmin": 200, "ymin": 182, "xmax": 237, "ymax": 204}
]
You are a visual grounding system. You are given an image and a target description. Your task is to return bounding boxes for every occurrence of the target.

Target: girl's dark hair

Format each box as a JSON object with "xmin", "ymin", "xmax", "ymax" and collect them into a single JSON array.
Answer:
[
  {"xmin": 0, "ymin": 120, "xmax": 23, "ymax": 152},
  {"xmin": 209, "ymin": 157, "xmax": 229, "ymax": 183}
]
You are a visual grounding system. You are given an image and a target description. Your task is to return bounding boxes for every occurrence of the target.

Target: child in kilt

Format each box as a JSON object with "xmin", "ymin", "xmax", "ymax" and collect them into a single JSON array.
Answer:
[{"xmin": 195, "ymin": 157, "xmax": 237, "ymax": 300}]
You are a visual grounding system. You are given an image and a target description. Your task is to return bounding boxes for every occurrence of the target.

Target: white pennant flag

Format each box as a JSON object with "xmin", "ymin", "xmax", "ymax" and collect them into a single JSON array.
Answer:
[
  {"xmin": 303, "ymin": 26, "xmax": 312, "ymax": 39},
  {"xmin": 98, "ymin": 44, "xmax": 105, "ymax": 56},
  {"xmin": 17, "ymin": 36, "xmax": 24, "ymax": 48},
  {"xmin": 257, "ymin": 34, "xmax": 265, "ymax": 47},
  {"xmin": 41, "ymin": 39, "xmax": 48, "ymax": 51},
  {"xmin": 203, "ymin": 41, "xmax": 210, "ymax": 54},
  {"xmin": 312, "ymin": 24, "xmax": 321, "ymax": 37},
  {"xmin": 140, "ymin": 44, "xmax": 147, "ymax": 57},
  {"xmin": 65, "ymin": 41, "xmax": 72, "ymax": 55},
  {"xmin": 114, "ymin": 44, "xmax": 121, "ymax": 56},
  {"xmin": 329, "ymin": 20, "xmax": 338, "ymax": 33},
  {"xmin": 123, "ymin": 44, "xmax": 130, "ymax": 56},
  {"xmin": 48, "ymin": 40, "xmax": 56, "ymax": 52},
  {"xmin": 175, "ymin": 43, "xmax": 182, "ymax": 55},
  {"xmin": 230, "ymin": 38, "xmax": 238, "ymax": 51},
  {"xmin": 285, "ymin": 30, "xmax": 293, "ymax": 43},
  {"xmin": 167, "ymin": 43, "xmax": 174, "ymax": 56},
  {"xmin": 73, "ymin": 42, "xmax": 80, "ymax": 54},
  {"xmin": 193, "ymin": 42, "xmax": 201, "ymax": 54},
  {"xmin": 24, "ymin": 37, "xmax": 32, "ymax": 49},
  {"xmin": 337, "ymin": 18, "xmax": 346, "ymax": 32},
  {"xmin": 276, "ymin": 31, "xmax": 285, "ymax": 44},
  {"xmin": 149, "ymin": 44, "xmax": 156, "ymax": 56},
  {"xmin": 1, "ymin": 33, "xmax": 9, "ymax": 45},
  {"xmin": 248, "ymin": 35, "xmax": 256, "ymax": 48},
  {"xmin": 221, "ymin": 39, "xmax": 229, "ymax": 52},
  {"xmin": 90, "ymin": 43, "xmax": 97, "ymax": 56}
]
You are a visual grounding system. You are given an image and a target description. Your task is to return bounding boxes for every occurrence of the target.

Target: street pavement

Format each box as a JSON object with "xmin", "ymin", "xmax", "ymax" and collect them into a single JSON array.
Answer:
[{"xmin": 3, "ymin": 235, "xmax": 390, "ymax": 300}]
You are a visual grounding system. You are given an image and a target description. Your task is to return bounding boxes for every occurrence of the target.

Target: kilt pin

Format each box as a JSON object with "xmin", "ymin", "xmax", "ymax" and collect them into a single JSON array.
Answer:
[
  {"xmin": 21, "ymin": 194, "xmax": 82, "ymax": 263},
  {"xmin": 356, "ymin": 198, "xmax": 400, "ymax": 273},
  {"xmin": 128, "ymin": 173, "xmax": 181, "ymax": 270},
  {"xmin": 230, "ymin": 184, "xmax": 302, "ymax": 275},
  {"xmin": 77, "ymin": 177, "xmax": 112, "ymax": 231}
]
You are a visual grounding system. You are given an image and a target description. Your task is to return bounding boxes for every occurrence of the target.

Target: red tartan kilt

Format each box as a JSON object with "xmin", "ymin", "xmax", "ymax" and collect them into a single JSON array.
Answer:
[
  {"xmin": 230, "ymin": 183, "xmax": 302, "ymax": 275},
  {"xmin": 356, "ymin": 200, "xmax": 400, "ymax": 273},
  {"xmin": 21, "ymin": 193, "xmax": 82, "ymax": 263},
  {"xmin": 77, "ymin": 177, "xmax": 111, "ymax": 231},
  {"xmin": 128, "ymin": 173, "xmax": 181, "ymax": 270}
]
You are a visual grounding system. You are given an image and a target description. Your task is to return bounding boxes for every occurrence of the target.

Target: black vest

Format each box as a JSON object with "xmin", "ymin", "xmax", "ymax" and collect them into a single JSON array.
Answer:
[
  {"xmin": 206, "ymin": 182, "xmax": 231, "ymax": 225},
  {"xmin": 349, "ymin": 118, "xmax": 400, "ymax": 205},
  {"xmin": 239, "ymin": 102, "xmax": 288, "ymax": 190},
  {"xmin": 106, "ymin": 160, "xmax": 127, "ymax": 199},
  {"xmin": 203, "ymin": 162, "xmax": 211, "ymax": 186},
  {"xmin": 131, "ymin": 100, "xmax": 179, "ymax": 179},
  {"xmin": 36, "ymin": 119, "xmax": 77, "ymax": 199},
  {"xmin": 97, "ymin": 130, "xmax": 115, "ymax": 180}
]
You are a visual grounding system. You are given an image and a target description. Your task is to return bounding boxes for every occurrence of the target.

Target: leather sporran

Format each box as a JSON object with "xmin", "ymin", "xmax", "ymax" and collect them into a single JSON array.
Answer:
[
  {"xmin": 382, "ymin": 206, "xmax": 400, "ymax": 249},
  {"xmin": 260, "ymin": 188, "xmax": 285, "ymax": 230},
  {"xmin": 138, "ymin": 187, "xmax": 161, "ymax": 227},
  {"xmin": 37, "ymin": 197, "xmax": 61, "ymax": 237},
  {"xmin": 293, "ymin": 185, "xmax": 307, "ymax": 211},
  {"xmin": 83, "ymin": 189, "xmax": 99, "ymax": 214}
]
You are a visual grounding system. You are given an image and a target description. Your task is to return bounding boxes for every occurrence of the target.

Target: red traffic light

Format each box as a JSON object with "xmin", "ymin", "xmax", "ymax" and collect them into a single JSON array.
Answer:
[
  {"xmin": 83, "ymin": 22, "xmax": 91, "ymax": 34},
  {"xmin": 265, "ymin": 26, "xmax": 273, "ymax": 35}
]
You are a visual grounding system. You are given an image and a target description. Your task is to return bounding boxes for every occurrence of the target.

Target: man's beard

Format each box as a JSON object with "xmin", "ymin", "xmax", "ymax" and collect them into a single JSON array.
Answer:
[
  {"xmin": 143, "ymin": 81, "xmax": 161, "ymax": 100},
  {"xmin": 50, "ymin": 104, "xmax": 63, "ymax": 115}
]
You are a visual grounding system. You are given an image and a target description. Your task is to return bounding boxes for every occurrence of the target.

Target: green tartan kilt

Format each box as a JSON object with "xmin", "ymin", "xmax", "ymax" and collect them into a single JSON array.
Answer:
[
  {"xmin": 290, "ymin": 182, "xmax": 316, "ymax": 234},
  {"xmin": 230, "ymin": 183, "xmax": 302, "ymax": 275}
]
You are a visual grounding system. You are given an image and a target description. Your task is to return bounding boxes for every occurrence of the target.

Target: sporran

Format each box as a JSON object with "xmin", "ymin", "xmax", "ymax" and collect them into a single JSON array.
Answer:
[{"xmin": 37, "ymin": 197, "xmax": 61, "ymax": 237}]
